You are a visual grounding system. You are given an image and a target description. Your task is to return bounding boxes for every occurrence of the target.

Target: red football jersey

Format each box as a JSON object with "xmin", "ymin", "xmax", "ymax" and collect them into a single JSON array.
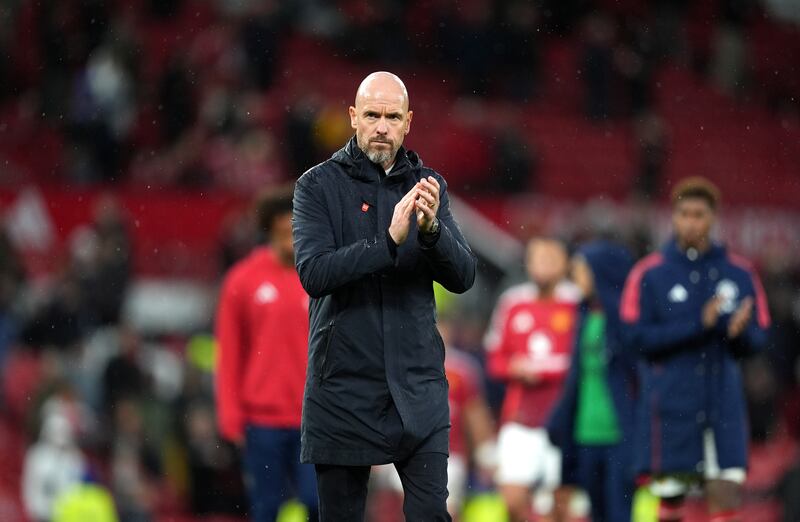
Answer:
[
  {"xmin": 446, "ymin": 348, "xmax": 484, "ymax": 457},
  {"xmin": 485, "ymin": 281, "xmax": 580, "ymax": 427},
  {"xmin": 215, "ymin": 247, "xmax": 310, "ymax": 442}
]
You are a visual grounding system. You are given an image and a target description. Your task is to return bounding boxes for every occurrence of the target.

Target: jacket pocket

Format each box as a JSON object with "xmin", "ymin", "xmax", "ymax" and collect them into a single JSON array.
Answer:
[
  {"xmin": 431, "ymin": 325, "xmax": 446, "ymax": 374},
  {"xmin": 319, "ymin": 319, "xmax": 337, "ymax": 382}
]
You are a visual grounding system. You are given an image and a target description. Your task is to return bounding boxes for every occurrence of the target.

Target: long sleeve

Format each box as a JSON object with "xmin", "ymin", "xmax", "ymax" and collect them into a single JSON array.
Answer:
[
  {"xmin": 733, "ymin": 319, "xmax": 768, "ymax": 355},
  {"xmin": 729, "ymin": 269, "xmax": 771, "ymax": 355},
  {"xmin": 418, "ymin": 179, "xmax": 476, "ymax": 294},
  {"xmin": 293, "ymin": 174, "xmax": 395, "ymax": 298},
  {"xmin": 486, "ymin": 339, "xmax": 514, "ymax": 381},
  {"xmin": 214, "ymin": 275, "xmax": 246, "ymax": 443},
  {"xmin": 484, "ymin": 295, "xmax": 514, "ymax": 380},
  {"xmin": 621, "ymin": 269, "xmax": 706, "ymax": 356}
]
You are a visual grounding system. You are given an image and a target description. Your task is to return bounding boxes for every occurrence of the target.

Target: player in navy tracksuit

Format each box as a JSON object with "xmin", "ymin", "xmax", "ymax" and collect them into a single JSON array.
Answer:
[{"xmin": 620, "ymin": 178, "xmax": 770, "ymax": 522}]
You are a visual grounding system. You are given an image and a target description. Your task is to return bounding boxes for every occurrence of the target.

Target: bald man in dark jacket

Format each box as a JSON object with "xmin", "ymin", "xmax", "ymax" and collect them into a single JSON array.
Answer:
[{"xmin": 293, "ymin": 72, "xmax": 475, "ymax": 521}]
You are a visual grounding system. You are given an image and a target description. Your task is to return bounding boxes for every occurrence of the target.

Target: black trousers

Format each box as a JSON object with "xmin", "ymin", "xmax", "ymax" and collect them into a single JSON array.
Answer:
[{"xmin": 315, "ymin": 451, "xmax": 451, "ymax": 522}]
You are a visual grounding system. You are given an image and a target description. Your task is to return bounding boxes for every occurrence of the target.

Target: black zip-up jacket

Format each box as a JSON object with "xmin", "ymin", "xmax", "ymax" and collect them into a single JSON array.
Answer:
[{"xmin": 293, "ymin": 137, "xmax": 476, "ymax": 465}]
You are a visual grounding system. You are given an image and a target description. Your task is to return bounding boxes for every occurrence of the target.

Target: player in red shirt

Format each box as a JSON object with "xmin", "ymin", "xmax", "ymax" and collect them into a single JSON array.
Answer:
[
  {"xmin": 485, "ymin": 237, "xmax": 580, "ymax": 522},
  {"xmin": 215, "ymin": 187, "xmax": 317, "ymax": 522}
]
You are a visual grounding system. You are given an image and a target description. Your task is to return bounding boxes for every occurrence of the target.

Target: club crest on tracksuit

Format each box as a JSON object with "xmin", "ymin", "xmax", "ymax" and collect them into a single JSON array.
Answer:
[
  {"xmin": 715, "ymin": 279, "xmax": 739, "ymax": 313},
  {"xmin": 668, "ymin": 284, "xmax": 688, "ymax": 303}
]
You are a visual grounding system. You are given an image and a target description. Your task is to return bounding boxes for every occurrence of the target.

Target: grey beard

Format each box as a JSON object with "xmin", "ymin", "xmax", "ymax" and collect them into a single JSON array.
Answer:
[
  {"xmin": 365, "ymin": 148, "xmax": 394, "ymax": 166},
  {"xmin": 358, "ymin": 136, "xmax": 397, "ymax": 166}
]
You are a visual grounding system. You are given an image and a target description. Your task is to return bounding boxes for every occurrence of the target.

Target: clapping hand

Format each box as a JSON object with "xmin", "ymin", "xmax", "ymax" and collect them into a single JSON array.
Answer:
[
  {"xmin": 702, "ymin": 295, "xmax": 722, "ymax": 330},
  {"xmin": 415, "ymin": 176, "xmax": 440, "ymax": 233},
  {"xmin": 728, "ymin": 297, "xmax": 754, "ymax": 339},
  {"xmin": 388, "ymin": 185, "xmax": 423, "ymax": 245}
]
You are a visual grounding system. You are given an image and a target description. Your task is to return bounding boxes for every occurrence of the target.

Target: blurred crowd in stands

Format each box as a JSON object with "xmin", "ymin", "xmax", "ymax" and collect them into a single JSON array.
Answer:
[
  {"xmin": 1, "ymin": 193, "xmax": 251, "ymax": 521},
  {"xmin": 0, "ymin": 0, "xmax": 797, "ymax": 198}
]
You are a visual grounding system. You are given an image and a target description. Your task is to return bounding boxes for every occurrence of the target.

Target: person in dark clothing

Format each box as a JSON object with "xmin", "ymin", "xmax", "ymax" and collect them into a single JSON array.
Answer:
[
  {"xmin": 548, "ymin": 240, "xmax": 637, "ymax": 522},
  {"xmin": 240, "ymin": 7, "xmax": 283, "ymax": 91},
  {"xmin": 87, "ymin": 195, "xmax": 132, "ymax": 326},
  {"xmin": 292, "ymin": 71, "xmax": 476, "ymax": 521},
  {"xmin": 490, "ymin": 128, "xmax": 537, "ymax": 193},
  {"xmin": 620, "ymin": 178, "xmax": 770, "ymax": 522},
  {"xmin": 582, "ymin": 13, "xmax": 616, "ymax": 121},
  {"xmin": 285, "ymin": 95, "xmax": 322, "ymax": 176},
  {"xmin": 0, "ymin": 227, "xmax": 24, "ymax": 367},
  {"xmin": 158, "ymin": 57, "xmax": 196, "ymax": 146},
  {"xmin": 778, "ymin": 460, "xmax": 800, "ymax": 522},
  {"xmin": 101, "ymin": 326, "xmax": 144, "ymax": 418},
  {"xmin": 632, "ymin": 112, "xmax": 669, "ymax": 201},
  {"xmin": 22, "ymin": 274, "xmax": 88, "ymax": 351}
]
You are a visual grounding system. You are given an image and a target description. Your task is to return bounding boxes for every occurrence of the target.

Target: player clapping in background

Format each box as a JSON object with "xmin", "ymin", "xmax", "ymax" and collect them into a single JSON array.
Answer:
[{"xmin": 620, "ymin": 178, "xmax": 770, "ymax": 522}]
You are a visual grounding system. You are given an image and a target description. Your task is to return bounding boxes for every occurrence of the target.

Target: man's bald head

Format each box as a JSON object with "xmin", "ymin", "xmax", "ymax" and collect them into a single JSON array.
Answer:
[
  {"xmin": 349, "ymin": 71, "xmax": 414, "ymax": 168},
  {"xmin": 355, "ymin": 71, "xmax": 410, "ymax": 112}
]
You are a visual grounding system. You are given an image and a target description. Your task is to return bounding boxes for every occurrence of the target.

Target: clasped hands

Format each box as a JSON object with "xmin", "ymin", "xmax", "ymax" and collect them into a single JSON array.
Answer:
[
  {"xmin": 702, "ymin": 295, "xmax": 754, "ymax": 339},
  {"xmin": 388, "ymin": 176, "xmax": 440, "ymax": 245}
]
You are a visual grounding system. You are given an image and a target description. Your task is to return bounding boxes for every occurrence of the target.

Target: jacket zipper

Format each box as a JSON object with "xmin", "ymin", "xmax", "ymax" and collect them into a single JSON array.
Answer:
[{"xmin": 319, "ymin": 319, "xmax": 336, "ymax": 382}]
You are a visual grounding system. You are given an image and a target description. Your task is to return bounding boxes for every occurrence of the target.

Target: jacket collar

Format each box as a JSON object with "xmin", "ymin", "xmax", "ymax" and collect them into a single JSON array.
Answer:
[
  {"xmin": 331, "ymin": 136, "xmax": 421, "ymax": 182},
  {"xmin": 663, "ymin": 237, "xmax": 725, "ymax": 264}
]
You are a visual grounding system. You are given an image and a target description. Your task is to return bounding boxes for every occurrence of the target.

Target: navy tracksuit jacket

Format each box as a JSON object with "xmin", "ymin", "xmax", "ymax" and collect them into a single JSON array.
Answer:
[{"xmin": 620, "ymin": 239, "xmax": 770, "ymax": 476}]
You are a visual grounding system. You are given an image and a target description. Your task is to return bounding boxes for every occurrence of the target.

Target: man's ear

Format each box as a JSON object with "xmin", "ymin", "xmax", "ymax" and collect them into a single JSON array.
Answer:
[
  {"xmin": 349, "ymin": 106, "xmax": 358, "ymax": 130},
  {"xmin": 405, "ymin": 110, "xmax": 413, "ymax": 135}
]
